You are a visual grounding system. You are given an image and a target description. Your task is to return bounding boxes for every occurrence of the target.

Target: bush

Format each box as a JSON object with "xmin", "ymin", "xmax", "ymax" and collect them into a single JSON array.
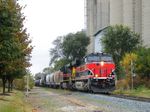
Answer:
[
  {"xmin": 134, "ymin": 76, "xmax": 150, "ymax": 88},
  {"xmin": 29, "ymin": 75, "xmax": 34, "ymax": 89},
  {"xmin": 119, "ymin": 53, "xmax": 137, "ymax": 89},
  {"xmin": 13, "ymin": 75, "xmax": 34, "ymax": 90},
  {"xmin": 136, "ymin": 47, "xmax": 150, "ymax": 78},
  {"xmin": 116, "ymin": 79, "xmax": 130, "ymax": 90},
  {"xmin": 13, "ymin": 78, "xmax": 26, "ymax": 90}
]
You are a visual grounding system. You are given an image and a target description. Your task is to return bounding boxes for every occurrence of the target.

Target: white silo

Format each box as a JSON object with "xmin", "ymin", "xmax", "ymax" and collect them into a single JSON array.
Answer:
[
  {"xmin": 123, "ymin": 0, "xmax": 134, "ymax": 29},
  {"xmin": 110, "ymin": 0, "xmax": 123, "ymax": 25},
  {"xmin": 134, "ymin": 0, "xmax": 142, "ymax": 34},
  {"xmin": 142, "ymin": 0, "xmax": 150, "ymax": 47}
]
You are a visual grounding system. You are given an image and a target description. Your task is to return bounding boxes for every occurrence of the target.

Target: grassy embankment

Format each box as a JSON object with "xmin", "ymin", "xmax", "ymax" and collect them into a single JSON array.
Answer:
[
  {"xmin": 0, "ymin": 88, "xmax": 32, "ymax": 112},
  {"xmin": 113, "ymin": 86, "xmax": 150, "ymax": 98}
]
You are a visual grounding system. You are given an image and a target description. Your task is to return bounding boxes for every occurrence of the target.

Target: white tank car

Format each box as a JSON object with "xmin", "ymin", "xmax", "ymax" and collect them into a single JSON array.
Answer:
[
  {"xmin": 39, "ymin": 79, "xmax": 43, "ymax": 86},
  {"xmin": 49, "ymin": 73, "xmax": 54, "ymax": 87},
  {"xmin": 46, "ymin": 74, "xmax": 51, "ymax": 87}
]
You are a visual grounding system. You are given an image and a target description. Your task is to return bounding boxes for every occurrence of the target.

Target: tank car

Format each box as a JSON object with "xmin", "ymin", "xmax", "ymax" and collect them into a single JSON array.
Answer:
[
  {"xmin": 45, "ymin": 74, "xmax": 51, "ymax": 87},
  {"xmin": 53, "ymin": 71, "xmax": 63, "ymax": 88},
  {"xmin": 49, "ymin": 73, "xmax": 54, "ymax": 88}
]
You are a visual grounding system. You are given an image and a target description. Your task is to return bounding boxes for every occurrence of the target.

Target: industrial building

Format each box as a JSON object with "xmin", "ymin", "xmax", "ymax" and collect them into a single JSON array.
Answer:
[{"xmin": 85, "ymin": 0, "xmax": 150, "ymax": 53}]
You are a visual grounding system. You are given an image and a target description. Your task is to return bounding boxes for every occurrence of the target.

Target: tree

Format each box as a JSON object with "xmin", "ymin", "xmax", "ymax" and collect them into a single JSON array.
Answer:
[
  {"xmin": 49, "ymin": 36, "xmax": 63, "ymax": 65},
  {"xmin": 53, "ymin": 58, "xmax": 69, "ymax": 71},
  {"xmin": 0, "ymin": 0, "xmax": 32, "ymax": 93},
  {"xmin": 34, "ymin": 72, "xmax": 43, "ymax": 80},
  {"xmin": 49, "ymin": 30, "xmax": 90, "ymax": 70},
  {"xmin": 120, "ymin": 48, "xmax": 150, "ymax": 88},
  {"xmin": 120, "ymin": 53, "xmax": 137, "ymax": 89},
  {"xmin": 135, "ymin": 47, "xmax": 150, "ymax": 78},
  {"xmin": 101, "ymin": 25, "xmax": 141, "ymax": 78},
  {"xmin": 62, "ymin": 31, "xmax": 90, "ymax": 61}
]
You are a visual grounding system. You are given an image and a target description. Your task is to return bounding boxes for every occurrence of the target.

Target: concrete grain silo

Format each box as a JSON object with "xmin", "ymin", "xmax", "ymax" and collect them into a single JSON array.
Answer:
[
  {"xmin": 142, "ymin": 0, "xmax": 150, "ymax": 47},
  {"xmin": 86, "ymin": 0, "xmax": 95, "ymax": 53},
  {"xmin": 86, "ymin": 0, "xmax": 150, "ymax": 52},
  {"xmin": 110, "ymin": 0, "xmax": 123, "ymax": 25},
  {"xmin": 86, "ymin": 0, "xmax": 110, "ymax": 53},
  {"xmin": 134, "ymin": 0, "xmax": 142, "ymax": 34},
  {"xmin": 123, "ymin": 0, "xmax": 134, "ymax": 29}
]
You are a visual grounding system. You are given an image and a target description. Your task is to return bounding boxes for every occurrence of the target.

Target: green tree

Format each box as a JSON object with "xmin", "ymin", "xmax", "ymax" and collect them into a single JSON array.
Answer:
[
  {"xmin": 43, "ymin": 67, "xmax": 52, "ymax": 74},
  {"xmin": 49, "ymin": 36, "xmax": 63, "ymax": 65},
  {"xmin": 0, "ymin": 0, "xmax": 32, "ymax": 93},
  {"xmin": 62, "ymin": 31, "xmax": 89, "ymax": 61},
  {"xmin": 53, "ymin": 58, "xmax": 69, "ymax": 71},
  {"xmin": 101, "ymin": 25, "xmax": 141, "ymax": 78},
  {"xmin": 120, "ymin": 53, "xmax": 138, "ymax": 89},
  {"xmin": 34, "ymin": 72, "xmax": 42, "ymax": 80},
  {"xmin": 136, "ymin": 47, "xmax": 150, "ymax": 78},
  {"xmin": 50, "ymin": 30, "xmax": 89, "ymax": 70}
]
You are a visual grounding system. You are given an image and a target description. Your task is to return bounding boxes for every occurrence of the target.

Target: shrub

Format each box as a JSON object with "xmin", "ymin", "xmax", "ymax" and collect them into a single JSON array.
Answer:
[
  {"xmin": 13, "ymin": 75, "xmax": 34, "ymax": 90},
  {"xmin": 136, "ymin": 47, "xmax": 150, "ymax": 78},
  {"xmin": 13, "ymin": 78, "xmax": 26, "ymax": 90},
  {"xmin": 116, "ymin": 79, "xmax": 130, "ymax": 90},
  {"xmin": 120, "ymin": 53, "xmax": 137, "ymax": 89}
]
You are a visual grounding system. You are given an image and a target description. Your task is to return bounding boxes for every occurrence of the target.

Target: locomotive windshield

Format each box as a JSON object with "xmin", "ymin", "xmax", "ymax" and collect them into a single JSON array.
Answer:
[
  {"xmin": 101, "ymin": 56, "xmax": 113, "ymax": 62},
  {"xmin": 87, "ymin": 55, "xmax": 100, "ymax": 62},
  {"xmin": 85, "ymin": 53, "xmax": 113, "ymax": 62}
]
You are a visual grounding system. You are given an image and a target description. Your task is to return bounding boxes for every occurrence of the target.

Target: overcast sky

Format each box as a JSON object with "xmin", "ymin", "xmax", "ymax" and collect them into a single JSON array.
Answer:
[{"xmin": 19, "ymin": 0, "xmax": 85, "ymax": 74}]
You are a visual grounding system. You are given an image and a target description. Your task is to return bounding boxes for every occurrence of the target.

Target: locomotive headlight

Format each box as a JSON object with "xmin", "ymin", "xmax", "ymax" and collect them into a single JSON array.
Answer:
[
  {"xmin": 95, "ymin": 74, "xmax": 98, "ymax": 77},
  {"xmin": 100, "ymin": 61, "xmax": 104, "ymax": 66},
  {"xmin": 109, "ymin": 74, "xmax": 111, "ymax": 77}
]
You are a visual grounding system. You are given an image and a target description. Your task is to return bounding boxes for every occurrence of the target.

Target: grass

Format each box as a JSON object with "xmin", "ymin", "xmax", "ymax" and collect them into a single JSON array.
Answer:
[
  {"xmin": 0, "ymin": 88, "xmax": 32, "ymax": 112},
  {"xmin": 113, "ymin": 86, "xmax": 150, "ymax": 98}
]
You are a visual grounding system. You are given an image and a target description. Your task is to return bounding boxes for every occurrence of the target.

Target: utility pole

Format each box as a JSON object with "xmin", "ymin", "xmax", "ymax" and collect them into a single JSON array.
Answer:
[
  {"xmin": 26, "ymin": 73, "xmax": 29, "ymax": 97},
  {"xmin": 131, "ymin": 60, "xmax": 134, "ymax": 90}
]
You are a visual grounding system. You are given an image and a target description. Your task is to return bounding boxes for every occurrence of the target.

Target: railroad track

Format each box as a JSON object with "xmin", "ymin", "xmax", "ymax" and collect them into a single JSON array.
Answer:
[
  {"xmin": 74, "ymin": 90, "xmax": 150, "ymax": 103},
  {"xmin": 109, "ymin": 94, "xmax": 150, "ymax": 103}
]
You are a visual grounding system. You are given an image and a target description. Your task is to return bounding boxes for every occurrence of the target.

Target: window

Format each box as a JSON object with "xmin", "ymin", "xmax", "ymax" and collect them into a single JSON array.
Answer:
[
  {"xmin": 101, "ymin": 56, "xmax": 113, "ymax": 62},
  {"xmin": 86, "ymin": 55, "xmax": 113, "ymax": 62},
  {"xmin": 87, "ymin": 55, "xmax": 100, "ymax": 62}
]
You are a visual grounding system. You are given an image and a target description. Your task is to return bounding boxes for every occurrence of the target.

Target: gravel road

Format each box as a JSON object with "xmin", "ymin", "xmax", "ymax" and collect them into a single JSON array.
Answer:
[{"xmin": 26, "ymin": 87, "xmax": 150, "ymax": 112}]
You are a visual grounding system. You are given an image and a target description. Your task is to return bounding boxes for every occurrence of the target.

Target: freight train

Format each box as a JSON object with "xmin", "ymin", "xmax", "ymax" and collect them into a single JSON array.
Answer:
[{"xmin": 36, "ymin": 52, "xmax": 116, "ymax": 93}]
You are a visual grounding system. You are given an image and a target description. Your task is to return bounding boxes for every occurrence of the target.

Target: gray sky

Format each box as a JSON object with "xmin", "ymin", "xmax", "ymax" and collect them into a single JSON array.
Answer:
[{"xmin": 19, "ymin": 0, "xmax": 85, "ymax": 74}]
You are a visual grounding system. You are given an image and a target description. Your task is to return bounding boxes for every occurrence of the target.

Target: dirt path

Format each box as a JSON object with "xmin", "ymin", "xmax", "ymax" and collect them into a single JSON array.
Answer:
[{"xmin": 26, "ymin": 87, "xmax": 101, "ymax": 112}]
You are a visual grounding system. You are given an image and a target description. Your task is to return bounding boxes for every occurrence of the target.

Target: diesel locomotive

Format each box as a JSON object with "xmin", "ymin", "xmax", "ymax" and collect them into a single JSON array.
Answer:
[{"xmin": 37, "ymin": 52, "xmax": 116, "ymax": 93}]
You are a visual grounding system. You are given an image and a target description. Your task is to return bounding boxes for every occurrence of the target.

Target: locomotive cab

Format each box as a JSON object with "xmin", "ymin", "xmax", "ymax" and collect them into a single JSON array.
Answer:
[
  {"xmin": 84, "ymin": 53, "xmax": 115, "ymax": 78},
  {"xmin": 75, "ymin": 52, "xmax": 116, "ymax": 93}
]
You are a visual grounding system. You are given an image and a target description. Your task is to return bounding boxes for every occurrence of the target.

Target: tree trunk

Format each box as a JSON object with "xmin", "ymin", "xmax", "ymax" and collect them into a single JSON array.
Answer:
[
  {"xmin": 7, "ymin": 76, "xmax": 13, "ymax": 92},
  {"xmin": 7, "ymin": 79, "xmax": 11, "ymax": 92},
  {"xmin": 2, "ymin": 75, "xmax": 7, "ymax": 94},
  {"xmin": 10, "ymin": 79, "xmax": 14, "ymax": 91}
]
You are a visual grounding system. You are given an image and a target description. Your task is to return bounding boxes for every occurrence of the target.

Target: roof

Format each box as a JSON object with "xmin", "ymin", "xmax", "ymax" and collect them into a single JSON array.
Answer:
[{"xmin": 94, "ymin": 26, "xmax": 109, "ymax": 37}]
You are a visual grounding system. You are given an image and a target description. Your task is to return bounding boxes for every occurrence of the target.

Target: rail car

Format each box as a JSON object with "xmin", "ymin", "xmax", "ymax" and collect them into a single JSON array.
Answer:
[{"xmin": 36, "ymin": 52, "xmax": 116, "ymax": 93}]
